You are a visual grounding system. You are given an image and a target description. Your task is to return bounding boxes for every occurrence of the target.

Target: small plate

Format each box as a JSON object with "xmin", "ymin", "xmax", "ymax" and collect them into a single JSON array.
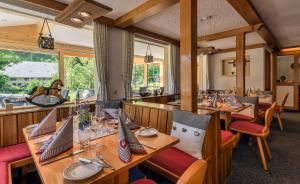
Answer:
[
  {"xmin": 136, "ymin": 128, "xmax": 158, "ymax": 137},
  {"xmin": 63, "ymin": 158, "xmax": 103, "ymax": 181}
]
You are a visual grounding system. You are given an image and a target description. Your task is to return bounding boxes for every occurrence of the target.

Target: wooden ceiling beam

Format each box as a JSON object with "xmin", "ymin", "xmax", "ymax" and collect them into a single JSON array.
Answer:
[
  {"xmin": 114, "ymin": 0, "xmax": 179, "ymax": 28},
  {"xmin": 197, "ymin": 24, "xmax": 263, "ymax": 42},
  {"xmin": 21, "ymin": 0, "xmax": 67, "ymax": 12},
  {"xmin": 226, "ymin": 0, "xmax": 280, "ymax": 49},
  {"xmin": 12, "ymin": 0, "xmax": 179, "ymax": 45}
]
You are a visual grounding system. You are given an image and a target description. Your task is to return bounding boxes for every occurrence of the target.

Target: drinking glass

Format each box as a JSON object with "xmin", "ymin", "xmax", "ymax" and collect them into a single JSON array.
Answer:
[{"xmin": 78, "ymin": 127, "xmax": 91, "ymax": 148}]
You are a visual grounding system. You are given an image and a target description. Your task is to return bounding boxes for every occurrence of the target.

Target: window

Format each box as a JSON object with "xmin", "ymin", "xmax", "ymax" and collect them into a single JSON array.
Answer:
[
  {"xmin": 64, "ymin": 55, "xmax": 95, "ymax": 101},
  {"xmin": 131, "ymin": 40, "xmax": 167, "ymax": 93},
  {"xmin": 0, "ymin": 49, "xmax": 58, "ymax": 108}
]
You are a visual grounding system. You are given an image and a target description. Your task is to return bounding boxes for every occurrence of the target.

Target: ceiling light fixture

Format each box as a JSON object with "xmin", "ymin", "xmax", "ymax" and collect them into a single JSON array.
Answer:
[
  {"xmin": 70, "ymin": 17, "xmax": 83, "ymax": 24},
  {"xmin": 200, "ymin": 15, "xmax": 213, "ymax": 21},
  {"xmin": 78, "ymin": 11, "xmax": 92, "ymax": 18}
]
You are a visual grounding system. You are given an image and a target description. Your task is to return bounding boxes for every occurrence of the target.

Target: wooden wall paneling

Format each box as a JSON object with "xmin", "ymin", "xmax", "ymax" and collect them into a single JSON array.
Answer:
[
  {"xmin": 33, "ymin": 111, "xmax": 48, "ymax": 123},
  {"xmin": 134, "ymin": 106, "xmax": 143, "ymax": 125},
  {"xmin": 58, "ymin": 107, "xmax": 70, "ymax": 121},
  {"xmin": 264, "ymin": 50, "xmax": 271, "ymax": 90},
  {"xmin": 128, "ymin": 105, "xmax": 137, "ymax": 120},
  {"xmin": 235, "ymin": 33, "xmax": 246, "ymax": 96},
  {"xmin": 141, "ymin": 108, "xmax": 150, "ymax": 127},
  {"xmin": 17, "ymin": 113, "xmax": 34, "ymax": 143},
  {"xmin": 157, "ymin": 110, "xmax": 168, "ymax": 133},
  {"xmin": 180, "ymin": 0, "xmax": 198, "ymax": 112},
  {"xmin": 166, "ymin": 111, "xmax": 174, "ymax": 135},
  {"xmin": 149, "ymin": 109, "xmax": 159, "ymax": 128},
  {"xmin": 0, "ymin": 115, "xmax": 18, "ymax": 146}
]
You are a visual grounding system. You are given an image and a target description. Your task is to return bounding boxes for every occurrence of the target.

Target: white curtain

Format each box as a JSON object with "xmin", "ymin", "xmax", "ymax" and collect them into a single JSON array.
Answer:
[
  {"xmin": 123, "ymin": 31, "xmax": 134, "ymax": 99},
  {"xmin": 169, "ymin": 44, "xmax": 180, "ymax": 94},
  {"xmin": 93, "ymin": 21, "xmax": 108, "ymax": 101},
  {"xmin": 202, "ymin": 55, "xmax": 210, "ymax": 90}
]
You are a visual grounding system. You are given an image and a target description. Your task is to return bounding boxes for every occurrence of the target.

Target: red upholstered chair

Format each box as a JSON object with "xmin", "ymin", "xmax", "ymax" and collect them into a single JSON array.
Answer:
[
  {"xmin": 0, "ymin": 143, "xmax": 32, "ymax": 184},
  {"xmin": 132, "ymin": 160, "xmax": 207, "ymax": 184},
  {"xmin": 231, "ymin": 96, "xmax": 259, "ymax": 123},
  {"xmin": 230, "ymin": 103, "xmax": 276, "ymax": 171},
  {"xmin": 275, "ymin": 93, "xmax": 289, "ymax": 131}
]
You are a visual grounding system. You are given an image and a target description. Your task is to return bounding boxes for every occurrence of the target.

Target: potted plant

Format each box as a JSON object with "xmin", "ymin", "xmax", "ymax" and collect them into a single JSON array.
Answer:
[{"xmin": 78, "ymin": 103, "xmax": 91, "ymax": 130}]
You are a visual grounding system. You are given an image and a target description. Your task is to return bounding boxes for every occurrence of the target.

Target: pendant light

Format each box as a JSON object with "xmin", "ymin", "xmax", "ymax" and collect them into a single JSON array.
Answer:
[{"xmin": 144, "ymin": 43, "xmax": 154, "ymax": 63}]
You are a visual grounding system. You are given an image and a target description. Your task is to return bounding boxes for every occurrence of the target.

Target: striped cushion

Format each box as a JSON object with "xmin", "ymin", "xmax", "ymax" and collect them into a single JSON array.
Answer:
[{"xmin": 0, "ymin": 162, "xmax": 8, "ymax": 184}]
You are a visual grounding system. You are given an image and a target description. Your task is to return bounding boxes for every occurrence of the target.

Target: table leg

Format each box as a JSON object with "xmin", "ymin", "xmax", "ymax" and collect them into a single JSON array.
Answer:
[{"xmin": 220, "ymin": 112, "xmax": 231, "ymax": 130}]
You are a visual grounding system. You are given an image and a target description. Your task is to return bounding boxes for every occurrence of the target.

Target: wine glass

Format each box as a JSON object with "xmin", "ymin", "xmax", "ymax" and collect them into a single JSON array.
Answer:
[{"xmin": 78, "ymin": 126, "xmax": 91, "ymax": 148}]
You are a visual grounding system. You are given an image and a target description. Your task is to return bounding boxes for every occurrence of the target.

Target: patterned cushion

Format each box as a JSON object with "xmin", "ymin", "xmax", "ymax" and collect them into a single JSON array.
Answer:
[
  {"xmin": 149, "ymin": 147, "xmax": 198, "ymax": 176},
  {"xmin": 171, "ymin": 110, "xmax": 211, "ymax": 159},
  {"xmin": 0, "ymin": 143, "xmax": 31, "ymax": 163},
  {"xmin": 0, "ymin": 162, "xmax": 8, "ymax": 184},
  {"xmin": 131, "ymin": 179, "xmax": 156, "ymax": 184},
  {"xmin": 230, "ymin": 121, "xmax": 264, "ymax": 134},
  {"xmin": 221, "ymin": 130, "xmax": 234, "ymax": 145},
  {"xmin": 231, "ymin": 114, "xmax": 254, "ymax": 122}
]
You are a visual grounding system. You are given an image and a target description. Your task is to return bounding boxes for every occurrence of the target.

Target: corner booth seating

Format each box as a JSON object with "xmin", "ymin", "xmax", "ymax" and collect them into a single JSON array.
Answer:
[{"xmin": 123, "ymin": 101, "xmax": 236, "ymax": 184}]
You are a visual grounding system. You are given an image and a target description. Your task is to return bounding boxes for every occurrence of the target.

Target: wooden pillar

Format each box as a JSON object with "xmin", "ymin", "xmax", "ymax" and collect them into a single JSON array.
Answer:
[
  {"xmin": 270, "ymin": 52, "xmax": 277, "ymax": 102},
  {"xmin": 180, "ymin": 0, "xmax": 198, "ymax": 112},
  {"xmin": 235, "ymin": 33, "xmax": 245, "ymax": 96},
  {"xmin": 264, "ymin": 50, "xmax": 271, "ymax": 91}
]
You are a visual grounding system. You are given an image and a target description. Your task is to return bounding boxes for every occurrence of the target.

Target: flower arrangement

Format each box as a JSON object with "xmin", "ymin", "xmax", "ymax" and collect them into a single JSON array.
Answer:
[{"xmin": 78, "ymin": 102, "xmax": 91, "ymax": 130}]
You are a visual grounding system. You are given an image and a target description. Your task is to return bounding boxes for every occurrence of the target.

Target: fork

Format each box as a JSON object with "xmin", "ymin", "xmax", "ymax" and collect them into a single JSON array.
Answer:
[{"xmin": 96, "ymin": 153, "xmax": 115, "ymax": 170}]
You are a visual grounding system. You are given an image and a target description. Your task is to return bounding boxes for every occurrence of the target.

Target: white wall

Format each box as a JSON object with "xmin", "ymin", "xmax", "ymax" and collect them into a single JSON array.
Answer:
[
  {"xmin": 208, "ymin": 48, "xmax": 265, "ymax": 90},
  {"xmin": 106, "ymin": 27, "xmax": 126, "ymax": 100}
]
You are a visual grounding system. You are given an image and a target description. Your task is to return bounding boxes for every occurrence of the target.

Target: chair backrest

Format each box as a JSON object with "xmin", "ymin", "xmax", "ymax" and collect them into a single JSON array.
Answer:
[
  {"xmin": 262, "ymin": 102, "xmax": 277, "ymax": 133},
  {"xmin": 177, "ymin": 160, "xmax": 208, "ymax": 184},
  {"xmin": 281, "ymin": 93, "xmax": 289, "ymax": 107},
  {"xmin": 235, "ymin": 96, "xmax": 259, "ymax": 117}
]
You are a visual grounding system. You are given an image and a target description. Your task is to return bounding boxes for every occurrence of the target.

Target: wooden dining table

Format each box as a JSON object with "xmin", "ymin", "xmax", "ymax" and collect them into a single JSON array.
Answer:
[
  {"xmin": 167, "ymin": 101, "xmax": 251, "ymax": 130},
  {"xmin": 23, "ymin": 125, "xmax": 179, "ymax": 184}
]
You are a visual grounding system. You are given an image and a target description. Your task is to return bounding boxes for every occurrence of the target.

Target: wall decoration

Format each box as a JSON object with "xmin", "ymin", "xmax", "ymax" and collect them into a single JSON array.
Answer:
[{"xmin": 222, "ymin": 56, "xmax": 250, "ymax": 77}]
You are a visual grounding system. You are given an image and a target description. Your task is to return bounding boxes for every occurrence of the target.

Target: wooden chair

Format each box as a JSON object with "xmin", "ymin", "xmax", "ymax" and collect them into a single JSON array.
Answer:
[
  {"xmin": 132, "ymin": 160, "xmax": 208, "ymax": 184},
  {"xmin": 230, "ymin": 102, "xmax": 276, "ymax": 171},
  {"xmin": 276, "ymin": 93, "xmax": 289, "ymax": 131}
]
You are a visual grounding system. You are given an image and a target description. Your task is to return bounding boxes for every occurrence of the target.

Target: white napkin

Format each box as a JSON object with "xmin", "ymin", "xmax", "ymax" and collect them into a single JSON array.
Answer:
[{"xmin": 29, "ymin": 107, "xmax": 57, "ymax": 139}]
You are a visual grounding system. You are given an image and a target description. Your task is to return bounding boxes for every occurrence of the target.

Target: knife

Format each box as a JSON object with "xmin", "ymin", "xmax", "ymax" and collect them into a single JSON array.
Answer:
[{"xmin": 41, "ymin": 149, "xmax": 84, "ymax": 166}]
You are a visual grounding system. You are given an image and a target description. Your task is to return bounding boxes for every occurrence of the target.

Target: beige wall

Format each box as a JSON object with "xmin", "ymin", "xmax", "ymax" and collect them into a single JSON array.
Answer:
[{"xmin": 208, "ymin": 47, "xmax": 266, "ymax": 90}]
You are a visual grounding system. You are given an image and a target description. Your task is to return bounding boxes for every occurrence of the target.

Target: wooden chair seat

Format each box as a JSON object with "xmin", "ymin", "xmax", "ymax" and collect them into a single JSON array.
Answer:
[
  {"xmin": 148, "ymin": 147, "xmax": 198, "ymax": 177},
  {"xmin": 231, "ymin": 114, "xmax": 254, "ymax": 122},
  {"xmin": 221, "ymin": 130, "xmax": 235, "ymax": 145},
  {"xmin": 230, "ymin": 121, "xmax": 264, "ymax": 135}
]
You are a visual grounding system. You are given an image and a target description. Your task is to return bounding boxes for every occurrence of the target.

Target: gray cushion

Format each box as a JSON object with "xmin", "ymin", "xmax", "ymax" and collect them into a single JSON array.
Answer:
[{"xmin": 174, "ymin": 109, "xmax": 211, "ymax": 131}]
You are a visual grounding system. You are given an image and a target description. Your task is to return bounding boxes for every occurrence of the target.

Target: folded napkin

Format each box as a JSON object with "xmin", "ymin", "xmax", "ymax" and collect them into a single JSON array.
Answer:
[
  {"xmin": 39, "ymin": 116, "xmax": 73, "ymax": 163},
  {"xmin": 29, "ymin": 107, "xmax": 57, "ymax": 139},
  {"xmin": 221, "ymin": 95, "xmax": 243, "ymax": 108},
  {"xmin": 118, "ymin": 111, "xmax": 146, "ymax": 163},
  {"xmin": 105, "ymin": 108, "xmax": 120, "ymax": 119}
]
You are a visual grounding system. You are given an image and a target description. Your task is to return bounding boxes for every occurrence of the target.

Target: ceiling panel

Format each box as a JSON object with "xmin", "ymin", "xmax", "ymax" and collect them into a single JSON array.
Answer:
[
  {"xmin": 135, "ymin": 0, "xmax": 248, "ymax": 40},
  {"xmin": 57, "ymin": 0, "xmax": 148, "ymax": 19},
  {"xmin": 250, "ymin": 0, "xmax": 300, "ymax": 48}
]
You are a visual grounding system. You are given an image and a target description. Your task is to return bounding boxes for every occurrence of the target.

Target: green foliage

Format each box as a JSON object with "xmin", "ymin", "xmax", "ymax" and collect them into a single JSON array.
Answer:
[
  {"xmin": 0, "ymin": 50, "xmax": 22, "ymax": 70},
  {"xmin": 132, "ymin": 64, "xmax": 144, "ymax": 91},
  {"xmin": 64, "ymin": 56, "xmax": 95, "ymax": 91},
  {"xmin": 25, "ymin": 80, "xmax": 40, "ymax": 93},
  {"xmin": 131, "ymin": 63, "xmax": 160, "ymax": 91}
]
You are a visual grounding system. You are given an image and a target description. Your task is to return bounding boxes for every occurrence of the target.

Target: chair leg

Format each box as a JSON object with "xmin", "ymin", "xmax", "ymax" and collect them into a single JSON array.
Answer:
[
  {"xmin": 233, "ymin": 132, "xmax": 242, "ymax": 148},
  {"xmin": 256, "ymin": 137, "xmax": 268, "ymax": 171},
  {"xmin": 262, "ymin": 138, "xmax": 272, "ymax": 159},
  {"xmin": 277, "ymin": 113, "xmax": 283, "ymax": 131}
]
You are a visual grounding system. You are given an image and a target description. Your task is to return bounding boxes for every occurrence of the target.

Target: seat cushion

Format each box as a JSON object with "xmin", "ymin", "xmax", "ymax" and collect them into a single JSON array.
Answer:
[
  {"xmin": 149, "ymin": 147, "xmax": 198, "ymax": 176},
  {"xmin": 231, "ymin": 114, "xmax": 254, "ymax": 122},
  {"xmin": 0, "ymin": 162, "xmax": 8, "ymax": 184},
  {"xmin": 230, "ymin": 121, "xmax": 264, "ymax": 134},
  {"xmin": 221, "ymin": 130, "xmax": 234, "ymax": 145},
  {"xmin": 131, "ymin": 179, "xmax": 156, "ymax": 184},
  {"xmin": 0, "ymin": 143, "xmax": 31, "ymax": 163},
  {"xmin": 259, "ymin": 103, "xmax": 271, "ymax": 111},
  {"xmin": 275, "ymin": 106, "xmax": 283, "ymax": 113}
]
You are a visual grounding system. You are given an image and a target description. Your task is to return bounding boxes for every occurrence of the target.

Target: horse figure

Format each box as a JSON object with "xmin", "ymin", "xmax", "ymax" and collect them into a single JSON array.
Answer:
[{"xmin": 26, "ymin": 80, "xmax": 67, "ymax": 107}]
